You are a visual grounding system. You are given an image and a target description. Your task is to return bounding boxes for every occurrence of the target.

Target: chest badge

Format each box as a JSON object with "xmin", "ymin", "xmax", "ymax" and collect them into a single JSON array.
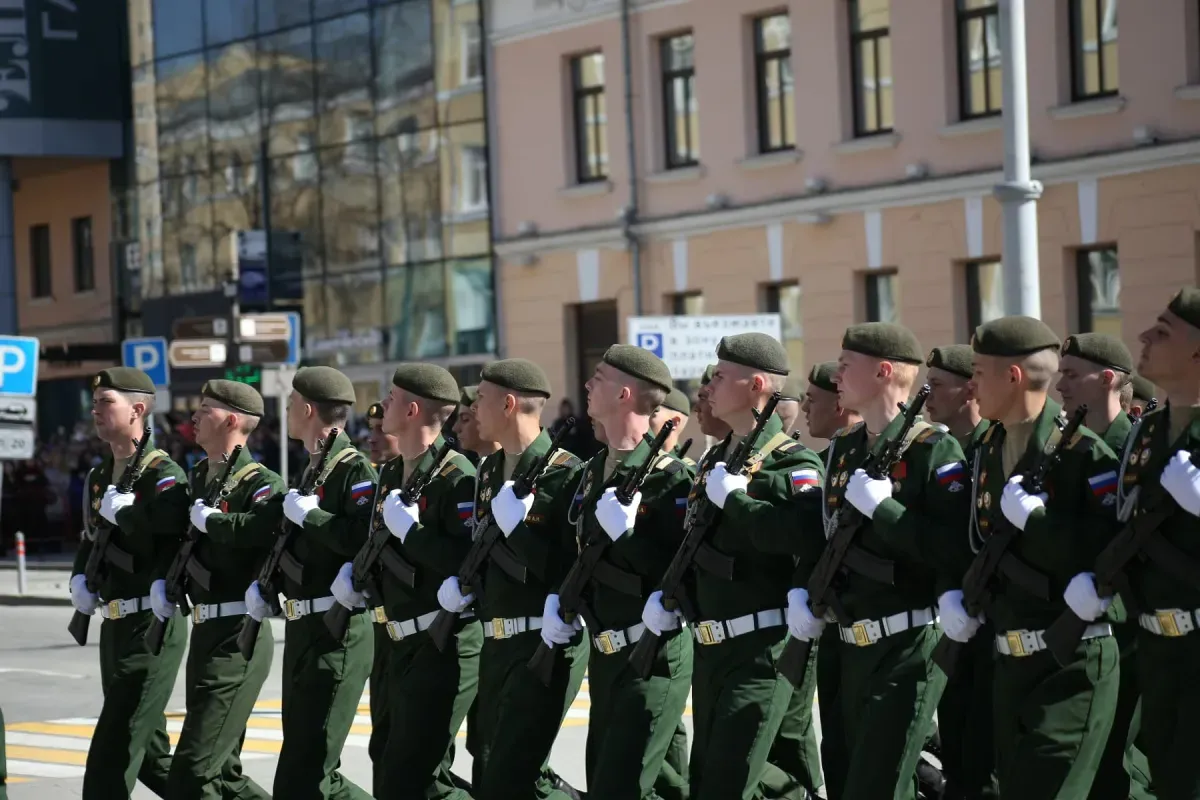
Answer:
[{"xmin": 984, "ymin": 491, "xmax": 992, "ymax": 509}]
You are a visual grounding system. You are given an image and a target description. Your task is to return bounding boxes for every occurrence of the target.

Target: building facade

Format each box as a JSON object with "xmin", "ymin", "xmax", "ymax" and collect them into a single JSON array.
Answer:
[{"xmin": 489, "ymin": 0, "xmax": 1200, "ymax": 414}]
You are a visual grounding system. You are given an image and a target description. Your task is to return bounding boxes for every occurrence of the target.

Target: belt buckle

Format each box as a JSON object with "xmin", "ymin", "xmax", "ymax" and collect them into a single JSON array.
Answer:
[
  {"xmin": 1006, "ymin": 631, "xmax": 1029, "ymax": 657},
  {"xmin": 386, "ymin": 621, "xmax": 404, "ymax": 642},
  {"xmin": 191, "ymin": 604, "xmax": 208, "ymax": 624},
  {"xmin": 283, "ymin": 599, "xmax": 304, "ymax": 621},
  {"xmin": 851, "ymin": 622, "xmax": 873, "ymax": 647},
  {"xmin": 491, "ymin": 618, "xmax": 508, "ymax": 640},
  {"xmin": 1157, "ymin": 610, "xmax": 1185, "ymax": 637},
  {"xmin": 372, "ymin": 606, "xmax": 388, "ymax": 625},
  {"xmin": 107, "ymin": 600, "xmax": 122, "ymax": 620},
  {"xmin": 594, "ymin": 631, "xmax": 617, "ymax": 655},
  {"xmin": 696, "ymin": 620, "xmax": 724, "ymax": 645}
]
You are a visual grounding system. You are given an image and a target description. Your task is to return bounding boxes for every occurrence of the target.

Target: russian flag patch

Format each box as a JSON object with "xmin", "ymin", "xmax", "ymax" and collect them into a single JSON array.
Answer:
[
  {"xmin": 1089, "ymin": 470, "xmax": 1118, "ymax": 496},
  {"xmin": 252, "ymin": 485, "xmax": 271, "ymax": 503},
  {"xmin": 156, "ymin": 476, "xmax": 176, "ymax": 493},
  {"xmin": 350, "ymin": 480, "xmax": 373, "ymax": 500},
  {"xmin": 675, "ymin": 497, "xmax": 688, "ymax": 515},
  {"xmin": 935, "ymin": 462, "xmax": 966, "ymax": 486},
  {"xmin": 457, "ymin": 501, "xmax": 474, "ymax": 520},
  {"xmin": 790, "ymin": 469, "xmax": 820, "ymax": 493}
]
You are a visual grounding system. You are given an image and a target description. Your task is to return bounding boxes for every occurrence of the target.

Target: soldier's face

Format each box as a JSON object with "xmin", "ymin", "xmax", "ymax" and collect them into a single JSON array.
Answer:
[
  {"xmin": 367, "ymin": 418, "xmax": 399, "ymax": 463},
  {"xmin": 585, "ymin": 363, "xmax": 624, "ymax": 421},
  {"xmin": 285, "ymin": 392, "xmax": 308, "ymax": 440},
  {"xmin": 452, "ymin": 405, "xmax": 480, "ymax": 451},
  {"xmin": 1055, "ymin": 355, "xmax": 1109, "ymax": 416},
  {"xmin": 970, "ymin": 355, "xmax": 1016, "ymax": 420},
  {"xmin": 91, "ymin": 389, "xmax": 138, "ymax": 441},
  {"xmin": 707, "ymin": 362, "xmax": 754, "ymax": 421},
  {"xmin": 382, "ymin": 386, "xmax": 410, "ymax": 435},
  {"xmin": 1138, "ymin": 311, "xmax": 1200, "ymax": 383},
  {"xmin": 473, "ymin": 381, "xmax": 505, "ymax": 441},
  {"xmin": 925, "ymin": 367, "xmax": 971, "ymax": 425},
  {"xmin": 695, "ymin": 384, "xmax": 731, "ymax": 437},
  {"xmin": 833, "ymin": 351, "xmax": 879, "ymax": 412},
  {"xmin": 193, "ymin": 399, "xmax": 232, "ymax": 448},
  {"xmin": 803, "ymin": 386, "xmax": 841, "ymax": 440}
]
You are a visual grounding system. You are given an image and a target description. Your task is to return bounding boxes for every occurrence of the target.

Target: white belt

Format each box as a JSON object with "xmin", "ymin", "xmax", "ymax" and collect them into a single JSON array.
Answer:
[
  {"xmin": 372, "ymin": 607, "xmax": 475, "ymax": 641},
  {"xmin": 483, "ymin": 616, "xmax": 542, "ymax": 640},
  {"xmin": 99, "ymin": 596, "xmax": 152, "ymax": 620},
  {"xmin": 995, "ymin": 623, "xmax": 1112, "ymax": 657},
  {"xmin": 839, "ymin": 608, "xmax": 936, "ymax": 647},
  {"xmin": 1138, "ymin": 608, "xmax": 1200, "ymax": 638},
  {"xmin": 282, "ymin": 596, "xmax": 338, "ymax": 621},
  {"xmin": 190, "ymin": 601, "xmax": 248, "ymax": 624},
  {"xmin": 593, "ymin": 623, "xmax": 645, "ymax": 655},
  {"xmin": 693, "ymin": 608, "xmax": 786, "ymax": 646}
]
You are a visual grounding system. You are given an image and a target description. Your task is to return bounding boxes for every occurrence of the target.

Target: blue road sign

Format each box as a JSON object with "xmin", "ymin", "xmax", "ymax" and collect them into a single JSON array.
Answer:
[
  {"xmin": 0, "ymin": 335, "xmax": 39, "ymax": 396},
  {"xmin": 122, "ymin": 337, "xmax": 170, "ymax": 388},
  {"xmin": 283, "ymin": 312, "xmax": 301, "ymax": 366},
  {"xmin": 635, "ymin": 332, "xmax": 664, "ymax": 359}
]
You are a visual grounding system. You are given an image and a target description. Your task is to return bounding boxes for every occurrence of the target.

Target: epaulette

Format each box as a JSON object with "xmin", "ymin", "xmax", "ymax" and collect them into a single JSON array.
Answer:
[
  {"xmin": 1067, "ymin": 429, "xmax": 1095, "ymax": 452},
  {"xmin": 653, "ymin": 454, "xmax": 685, "ymax": 475},
  {"xmin": 777, "ymin": 439, "xmax": 803, "ymax": 454},
  {"xmin": 549, "ymin": 449, "xmax": 581, "ymax": 469},
  {"xmin": 982, "ymin": 425, "xmax": 997, "ymax": 444},
  {"xmin": 832, "ymin": 421, "xmax": 865, "ymax": 439},
  {"xmin": 913, "ymin": 427, "xmax": 946, "ymax": 445},
  {"xmin": 438, "ymin": 452, "xmax": 467, "ymax": 478}
]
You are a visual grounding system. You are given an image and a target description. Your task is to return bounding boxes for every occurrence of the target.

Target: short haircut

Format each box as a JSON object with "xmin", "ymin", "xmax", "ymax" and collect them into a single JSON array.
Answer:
[
  {"xmin": 892, "ymin": 362, "xmax": 919, "ymax": 391},
  {"xmin": 764, "ymin": 373, "xmax": 787, "ymax": 394},
  {"xmin": 1119, "ymin": 382, "xmax": 1134, "ymax": 410},
  {"xmin": 399, "ymin": 390, "xmax": 457, "ymax": 428},
  {"xmin": 314, "ymin": 400, "xmax": 352, "ymax": 426},
  {"xmin": 120, "ymin": 390, "xmax": 156, "ymax": 415},
  {"xmin": 1018, "ymin": 349, "xmax": 1060, "ymax": 391},
  {"xmin": 630, "ymin": 377, "xmax": 668, "ymax": 416},
  {"xmin": 515, "ymin": 393, "xmax": 547, "ymax": 416}
]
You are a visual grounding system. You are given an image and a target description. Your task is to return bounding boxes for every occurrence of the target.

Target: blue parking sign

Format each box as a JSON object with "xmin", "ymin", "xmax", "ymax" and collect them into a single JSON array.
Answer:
[
  {"xmin": 636, "ymin": 332, "xmax": 664, "ymax": 358},
  {"xmin": 0, "ymin": 335, "xmax": 39, "ymax": 396},
  {"xmin": 122, "ymin": 337, "xmax": 170, "ymax": 388}
]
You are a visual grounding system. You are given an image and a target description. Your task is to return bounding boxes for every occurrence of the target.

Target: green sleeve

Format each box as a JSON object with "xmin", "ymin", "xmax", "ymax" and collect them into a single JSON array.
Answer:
[
  {"xmin": 301, "ymin": 458, "xmax": 377, "ymax": 558},
  {"xmin": 402, "ymin": 468, "xmax": 477, "ymax": 578},
  {"xmin": 205, "ymin": 471, "xmax": 287, "ymax": 548},
  {"xmin": 503, "ymin": 466, "xmax": 574, "ymax": 582},
  {"xmin": 613, "ymin": 461, "xmax": 692, "ymax": 572},
  {"xmin": 114, "ymin": 461, "xmax": 190, "ymax": 540},
  {"xmin": 718, "ymin": 448, "xmax": 826, "ymax": 557}
]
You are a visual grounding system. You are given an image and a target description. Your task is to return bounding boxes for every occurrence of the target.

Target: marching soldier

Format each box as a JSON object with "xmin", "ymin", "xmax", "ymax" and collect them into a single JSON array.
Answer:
[
  {"xmin": 642, "ymin": 333, "xmax": 824, "ymax": 798},
  {"xmin": 924, "ymin": 344, "xmax": 998, "ymax": 800},
  {"xmin": 650, "ymin": 387, "xmax": 691, "ymax": 457},
  {"xmin": 1129, "ymin": 374, "xmax": 1159, "ymax": 419},
  {"xmin": 71, "ymin": 367, "xmax": 189, "ymax": 798},
  {"xmin": 775, "ymin": 374, "xmax": 805, "ymax": 436},
  {"xmin": 166, "ymin": 380, "xmax": 283, "ymax": 799},
  {"xmin": 435, "ymin": 359, "xmax": 585, "ymax": 800},
  {"xmin": 693, "ymin": 365, "xmax": 732, "ymax": 458},
  {"xmin": 452, "ymin": 385, "xmax": 500, "ymax": 465},
  {"xmin": 944, "ymin": 317, "xmax": 1120, "ymax": 797},
  {"xmin": 246, "ymin": 366, "xmax": 376, "ymax": 800},
  {"xmin": 789, "ymin": 324, "xmax": 968, "ymax": 799},
  {"xmin": 367, "ymin": 401, "xmax": 400, "ymax": 467}
]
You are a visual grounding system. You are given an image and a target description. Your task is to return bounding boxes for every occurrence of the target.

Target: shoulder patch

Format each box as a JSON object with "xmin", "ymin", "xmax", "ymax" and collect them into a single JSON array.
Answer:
[
  {"xmin": 832, "ymin": 422, "xmax": 864, "ymax": 439},
  {"xmin": 653, "ymin": 455, "xmax": 685, "ymax": 475},
  {"xmin": 914, "ymin": 428, "xmax": 946, "ymax": 445},
  {"xmin": 777, "ymin": 440, "xmax": 801, "ymax": 453},
  {"xmin": 438, "ymin": 460, "xmax": 464, "ymax": 478},
  {"xmin": 549, "ymin": 449, "xmax": 581, "ymax": 468}
]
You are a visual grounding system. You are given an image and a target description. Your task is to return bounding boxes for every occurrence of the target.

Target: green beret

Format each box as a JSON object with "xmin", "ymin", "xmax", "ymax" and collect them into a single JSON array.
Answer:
[
  {"xmin": 807, "ymin": 361, "xmax": 839, "ymax": 393},
  {"xmin": 780, "ymin": 374, "xmax": 805, "ymax": 402},
  {"xmin": 461, "ymin": 385, "xmax": 479, "ymax": 407},
  {"xmin": 292, "ymin": 365, "xmax": 356, "ymax": 405},
  {"xmin": 391, "ymin": 363, "xmax": 460, "ymax": 405},
  {"xmin": 1169, "ymin": 287, "xmax": 1200, "ymax": 331},
  {"xmin": 926, "ymin": 345, "xmax": 974, "ymax": 380},
  {"xmin": 604, "ymin": 344, "xmax": 674, "ymax": 393},
  {"xmin": 1060, "ymin": 333, "xmax": 1132, "ymax": 373},
  {"xmin": 842, "ymin": 323, "xmax": 924, "ymax": 365},
  {"xmin": 662, "ymin": 387, "xmax": 691, "ymax": 416},
  {"xmin": 202, "ymin": 379, "xmax": 264, "ymax": 416},
  {"xmin": 971, "ymin": 316, "xmax": 1059, "ymax": 357},
  {"xmin": 367, "ymin": 402, "xmax": 385, "ymax": 420},
  {"xmin": 716, "ymin": 332, "xmax": 789, "ymax": 376},
  {"xmin": 481, "ymin": 358, "xmax": 552, "ymax": 398},
  {"xmin": 1131, "ymin": 374, "xmax": 1158, "ymax": 403},
  {"xmin": 700, "ymin": 364, "xmax": 716, "ymax": 386},
  {"xmin": 92, "ymin": 366, "xmax": 155, "ymax": 394}
]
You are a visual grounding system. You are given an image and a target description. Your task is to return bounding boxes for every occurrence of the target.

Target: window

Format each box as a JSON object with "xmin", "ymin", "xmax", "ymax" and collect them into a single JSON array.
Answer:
[
  {"xmin": 662, "ymin": 33, "xmax": 698, "ymax": 168},
  {"xmin": 1076, "ymin": 247, "xmax": 1121, "ymax": 335},
  {"xmin": 864, "ymin": 270, "xmax": 899, "ymax": 323},
  {"xmin": 754, "ymin": 14, "xmax": 794, "ymax": 153},
  {"xmin": 72, "ymin": 217, "xmax": 95, "ymax": 293},
  {"xmin": 458, "ymin": 145, "xmax": 488, "ymax": 212},
  {"xmin": 1070, "ymin": 0, "xmax": 1119, "ymax": 100},
  {"xmin": 964, "ymin": 260, "xmax": 1003, "ymax": 334},
  {"xmin": 849, "ymin": 0, "xmax": 893, "ymax": 136},
  {"xmin": 29, "ymin": 224, "xmax": 51, "ymax": 299},
  {"xmin": 764, "ymin": 282, "xmax": 804, "ymax": 374},
  {"xmin": 669, "ymin": 292, "xmax": 704, "ymax": 315},
  {"xmin": 572, "ymin": 52, "xmax": 607, "ymax": 183},
  {"xmin": 461, "ymin": 21, "xmax": 482, "ymax": 83},
  {"xmin": 957, "ymin": 0, "xmax": 1001, "ymax": 119}
]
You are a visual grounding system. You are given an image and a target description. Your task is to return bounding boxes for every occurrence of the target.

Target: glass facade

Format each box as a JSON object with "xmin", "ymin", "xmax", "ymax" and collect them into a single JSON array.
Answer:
[{"xmin": 129, "ymin": 0, "xmax": 494, "ymax": 367}]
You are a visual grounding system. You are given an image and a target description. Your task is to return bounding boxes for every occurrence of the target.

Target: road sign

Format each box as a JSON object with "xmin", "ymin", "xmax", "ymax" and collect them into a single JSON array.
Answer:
[
  {"xmin": 0, "ymin": 335, "xmax": 39, "ymax": 396},
  {"xmin": 626, "ymin": 314, "xmax": 783, "ymax": 381},
  {"xmin": 0, "ymin": 397, "xmax": 36, "ymax": 425},
  {"xmin": 0, "ymin": 424, "xmax": 34, "ymax": 459},
  {"xmin": 283, "ymin": 311, "xmax": 300, "ymax": 366},
  {"xmin": 238, "ymin": 341, "xmax": 290, "ymax": 364},
  {"xmin": 121, "ymin": 337, "xmax": 170, "ymax": 387},
  {"xmin": 262, "ymin": 366, "xmax": 296, "ymax": 398},
  {"xmin": 172, "ymin": 316, "xmax": 228, "ymax": 339},
  {"xmin": 169, "ymin": 339, "xmax": 227, "ymax": 368},
  {"xmin": 239, "ymin": 313, "xmax": 291, "ymax": 342}
]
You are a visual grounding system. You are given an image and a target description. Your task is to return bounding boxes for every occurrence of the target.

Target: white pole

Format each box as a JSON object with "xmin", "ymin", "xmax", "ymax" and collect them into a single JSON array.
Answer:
[
  {"xmin": 279, "ymin": 388, "xmax": 289, "ymax": 488},
  {"xmin": 15, "ymin": 530, "xmax": 26, "ymax": 595},
  {"xmin": 995, "ymin": 0, "xmax": 1042, "ymax": 318}
]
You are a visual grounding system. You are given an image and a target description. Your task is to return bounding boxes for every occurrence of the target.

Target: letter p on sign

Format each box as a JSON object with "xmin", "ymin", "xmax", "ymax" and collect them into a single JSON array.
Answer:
[
  {"xmin": 132, "ymin": 343, "xmax": 160, "ymax": 372},
  {"xmin": 0, "ymin": 345, "xmax": 25, "ymax": 391}
]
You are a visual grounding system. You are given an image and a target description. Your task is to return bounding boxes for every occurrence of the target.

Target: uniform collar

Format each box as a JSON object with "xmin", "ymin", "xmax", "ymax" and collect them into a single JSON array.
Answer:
[
  {"xmin": 393, "ymin": 434, "xmax": 445, "ymax": 478},
  {"xmin": 1100, "ymin": 412, "xmax": 1133, "ymax": 454},
  {"xmin": 867, "ymin": 408, "xmax": 910, "ymax": 456},
  {"xmin": 498, "ymin": 427, "xmax": 552, "ymax": 482}
]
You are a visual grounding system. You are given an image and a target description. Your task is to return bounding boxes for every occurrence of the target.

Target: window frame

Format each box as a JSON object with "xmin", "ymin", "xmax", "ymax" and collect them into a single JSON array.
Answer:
[
  {"xmin": 72, "ymin": 216, "xmax": 96, "ymax": 293},
  {"xmin": 661, "ymin": 32, "xmax": 698, "ymax": 170},
  {"xmin": 848, "ymin": 0, "xmax": 893, "ymax": 137},
  {"xmin": 956, "ymin": 0, "xmax": 1001, "ymax": 120},
  {"xmin": 668, "ymin": 291, "xmax": 704, "ymax": 316},
  {"xmin": 1069, "ymin": 0, "xmax": 1119, "ymax": 102},
  {"xmin": 460, "ymin": 20, "xmax": 482, "ymax": 84},
  {"xmin": 459, "ymin": 145, "xmax": 488, "ymax": 213},
  {"xmin": 571, "ymin": 52, "xmax": 607, "ymax": 184},
  {"xmin": 29, "ymin": 224, "xmax": 52, "ymax": 299},
  {"xmin": 863, "ymin": 269, "xmax": 899, "ymax": 323},
  {"xmin": 1075, "ymin": 245, "xmax": 1120, "ymax": 334},
  {"xmin": 753, "ymin": 13, "xmax": 794, "ymax": 154},
  {"xmin": 964, "ymin": 258, "xmax": 1003, "ymax": 335}
]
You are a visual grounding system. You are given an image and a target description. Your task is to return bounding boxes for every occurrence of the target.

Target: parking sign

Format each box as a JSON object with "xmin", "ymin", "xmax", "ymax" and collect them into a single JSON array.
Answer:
[
  {"xmin": 122, "ymin": 337, "xmax": 171, "ymax": 388},
  {"xmin": 626, "ymin": 315, "xmax": 782, "ymax": 381},
  {"xmin": 635, "ymin": 332, "xmax": 664, "ymax": 358},
  {"xmin": 0, "ymin": 335, "xmax": 40, "ymax": 396}
]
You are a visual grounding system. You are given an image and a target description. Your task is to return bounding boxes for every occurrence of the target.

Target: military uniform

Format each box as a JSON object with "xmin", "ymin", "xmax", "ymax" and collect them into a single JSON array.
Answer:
[{"xmin": 365, "ymin": 400, "xmax": 393, "ymax": 794}]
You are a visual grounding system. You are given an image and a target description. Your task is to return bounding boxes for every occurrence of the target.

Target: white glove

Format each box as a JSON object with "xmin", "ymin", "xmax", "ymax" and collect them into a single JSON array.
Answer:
[
  {"xmin": 1161, "ymin": 450, "xmax": 1200, "ymax": 517},
  {"xmin": 1063, "ymin": 572, "xmax": 1111, "ymax": 622},
  {"xmin": 641, "ymin": 589, "xmax": 682, "ymax": 636},
  {"xmin": 595, "ymin": 487, "xmax": 639, "ymax": 542},
  {"xmin": 283, "ymin": 489, "xmax": 321, "ymax": 526},
  {"xmin": 190, "ymin": 499, "xmax": 218, "ymax": 533},
  {"xmin": 786, "ymin": 588, "xmax": 826, "ymax": 641},
  {"xmin": 1000, "ymin": 476, "xmax": 1047, "ymax": 531},
  {"xmin": 70, "ymin": 574, "xmax": 98, "ymax": 616},
  {"xmin": 244, "ymin": 581, "xmax": 273, "ymax": 622},
  {"xmin": 938, "ymin": 589, "xmax": 983, "ymax": 643},
  {"xmin": 540, "ymin": 594, "xmax": 581, "ymax": 646},
  {"xmin": 845, "ymin": 469, "xmax": 893, "ymax": 519},
  {"xmin": 437, "ymin": 576, "xmax": 474, "ymax": 613},
  {"xmin": 99, "ymin": 485, "xmax": 135, "ymax": 526},
  {"xmin": 705, "ymin": 463, "xmax": 749, "ymax": 509},
  {"xmin": 149, "ymin": 579, "xmax": 175, "ymax": 622},
  {"xmin": 331, "ymin": 561, "xmax": 364, "ymax": 610},
  {"xmin": 492, "ymin": 482, "xmax": 533, "ymax": 537},
  {"xmin": 382, "ymin": 489, "xmax": 421, "ymax": 542}
]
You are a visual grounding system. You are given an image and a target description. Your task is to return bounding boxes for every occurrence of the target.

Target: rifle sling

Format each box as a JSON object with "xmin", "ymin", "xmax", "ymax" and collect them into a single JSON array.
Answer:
[
  {"xmin": 591, "ymin": 558, "xmax": 643, "ymax": 597},
  {"xmin": 489, "ymin": 540, "xmax": 528, "ymax": 583}
]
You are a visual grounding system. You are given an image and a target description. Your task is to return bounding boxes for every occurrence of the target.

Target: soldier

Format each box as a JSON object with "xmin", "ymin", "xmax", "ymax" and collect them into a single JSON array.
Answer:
[
  {"xmin": 453, "ymin": 385, "xmax": 500, "ymax": 465},
  {"xmin": 650, "ymin": 386, "xmax": 691, "ymax": 455},
  {"xmin": 924, "ymin": 344, "xmax": 998, "ymax": 800},
  {"xmin": 776, "ymin": 374, "xmax": 806, "ymax": 436},
  {"xmin": 801, "ymin": 361, "xmax": 862, "ymax": 444},
  {"xmin": 942, "ymin": 316, "xmax": 1120, "ymax": 797},
  {"xmin": 367, "ymin": 401, "xmax": 400, "ymax": 467},
  {"xmin": 1128, "ymin": 374, "xmax": 1159, "ymax": 418},
  {"xmin": 693, "ymin": 364, "xmax": 732, "ymax": 453},
  {"xmin": 435, "ymin": 358, "xmax": 585, "ymax": 800},
  {"xmin": 70, "ymin": 367, "xmax": 189, "ymax": 798},
  {"xmin": 165, "ymin": 380, "xmax": 283, "ymax": 799},
  {"xmin": 245, "ymin": 365, "xmax": 376, "ymax": 800},
  {"xmin": 789, "ymin": 323, "xmax": 968, "ymax": 799},
  {"xmin": 642, "ymin": 333, "xmax": 824, "ymax": 799}
]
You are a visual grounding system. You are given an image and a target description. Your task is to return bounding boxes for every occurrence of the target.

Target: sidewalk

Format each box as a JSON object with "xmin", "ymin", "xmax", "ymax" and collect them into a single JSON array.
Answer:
[{"xmin": 0, "ymin": 567, "xmax": 73, "ymax": 606}]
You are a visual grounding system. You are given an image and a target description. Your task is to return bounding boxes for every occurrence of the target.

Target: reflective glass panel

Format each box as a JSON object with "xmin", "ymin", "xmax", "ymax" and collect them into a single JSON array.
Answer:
[
  {"xmin": 321, "ymin": 144, "xmax": 380, "ymax": 274},
  {"xmin": 156, "ymin": 52, "xmax": 209, "ymax": 177},
  {"xmin": 375, "ymin": 0, "xmax": 436, "ymax": 136},
  {"xmin": 259, "ymin": 26, "xmax": 317, "ymax": 156},
  {"xmin": 315, "ymin": 13, "xmax": 374, "ymax": 146},
  {"xmin": 385, "ymin": 262, "xmax": 447, "ymax": 359}
]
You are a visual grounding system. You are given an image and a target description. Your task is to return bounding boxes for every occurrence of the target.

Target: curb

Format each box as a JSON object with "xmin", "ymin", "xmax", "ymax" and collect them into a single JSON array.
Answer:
[{"xmin": 0, "ymin": 594, "xmax": 73, "ymax": 607}]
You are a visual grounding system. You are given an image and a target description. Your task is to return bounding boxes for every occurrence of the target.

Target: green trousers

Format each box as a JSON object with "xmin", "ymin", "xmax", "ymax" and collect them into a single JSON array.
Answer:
[
  {"xmin": 368, "ymin": 622, "xmax": 390, "ymax": 795},
  {"xmin": 690, "ymin": 628, "xmax": 793, "ymax": 800},
  {"xmin": 653, "ymin": 720, "xmax": 690, "ymax": 800},
  {"xmin": 82, "ymin": 610, "xmax": 187, "ymax": 800},
  {"xmin": 471, "ymin": 628, "xmax": 589, "ymax": 800},
  {"xmin": 1137, "ymin": 628, "xmax": 1200, "ymax": 799},
  {"xmin": 1089, "ymin": 624, "xmax": 1155, "ymax": 800},
  {"xmin": 994, "ymin": 635, "xmax": 1118, "ymax": 798},
  {"xmin": 937, "ymin": 624, "xmax": 998, "ymax": 800},
  {"xmin": 378, "ymin": 619, "xmax": 482, "ymax": 799},
  {"xmin": 817, "ymin": 629, "xmax": 847, "ymax": 800},
  {"xmin": 762, "ymin": 638, "xmax": 822, "ymax": 798},
  {"xmin": 166, "ymin": 615, "xmax": 273, "ymax": 799},
  {"xmin": 585, "ymin": 628, "xmax": 693, "ymax": 799},
  {"xmin": 839, "ymin": 625, "xmax": 945, "ymax": 800},
  {"xmin": 275, "ymin": 611, "xmax": 374, "ymax": 800}
]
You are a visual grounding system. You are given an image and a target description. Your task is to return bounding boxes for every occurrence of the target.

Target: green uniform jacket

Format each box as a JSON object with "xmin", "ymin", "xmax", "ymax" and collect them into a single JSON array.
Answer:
[
  {"xmin": 798, "ymin": 414, "xmax": 970, "ymax": 619},
  {"xmin": 693, "ymin": 413, "xmax": 824, "ymax": 620},
  {"xmin": 73, "ymin": 440, "xmax": 190, "ymax": 599},
  {"xmin": 567, "ymin": 435, "xmax": 693, "ymax": 630},
  {"xmin": 475, "ymin": 429, "xmax": 581, "ymax": 619},
  {"xmin": 960, "ymin": 420, "xmax": 991, "ymax": 464},
  {"xmin": 189, "ymin": 449, "xmax": 286, "ymax": 604},
  {"xmin": 968, "ymin": 398, "xmax": 1120, "ymax": 632},
  {"xmin": 373, "ymin": 436, "xmax": 477, "ymax": 622}
]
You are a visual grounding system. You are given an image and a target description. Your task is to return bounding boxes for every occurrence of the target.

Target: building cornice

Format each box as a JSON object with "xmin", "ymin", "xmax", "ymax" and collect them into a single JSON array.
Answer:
[{"xmin": 489, "ymin": 0, "xmax": 688, "ymax": 45}]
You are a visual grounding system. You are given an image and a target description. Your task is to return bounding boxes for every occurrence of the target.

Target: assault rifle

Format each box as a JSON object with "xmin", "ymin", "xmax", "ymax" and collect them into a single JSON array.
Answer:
[
  {"xmin": 68, "ymin": 424, "xmax": 152, "ymax": 647},
  {"xmin": 776, "ymin": 387, "xmax": 930, "ymax": 686},
  {"xmin": 323, "ymin": 439, "xmax": 454, "ymax": 641},
  {"xmin": 677, "ymin": 438, "xmax": 692, "ymax": 460},
  {"xmin": 626, "ymin": 395, "xmax": 781, "ymax": 679},
  {"xmin": 527, "ymin": 420, "xmax": 677, "ymax": 684},
  {"xmin": 1129, "ymin": 397, "xmax": 1158, "ymax": 423},
  {"xmin": 932, "ymin": 405, "xmax": 1087, "ymax": 677},
  {"xmin": 236, "ymin": 429, "xmax": 339, "ymax": 659},
  {"xmin": 427, "ymin": 421, "xmax": 575, "ymax": 652},
  {"xmin": 145, "ymin": 445, "xmax": 242, "ymax": 655}
]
